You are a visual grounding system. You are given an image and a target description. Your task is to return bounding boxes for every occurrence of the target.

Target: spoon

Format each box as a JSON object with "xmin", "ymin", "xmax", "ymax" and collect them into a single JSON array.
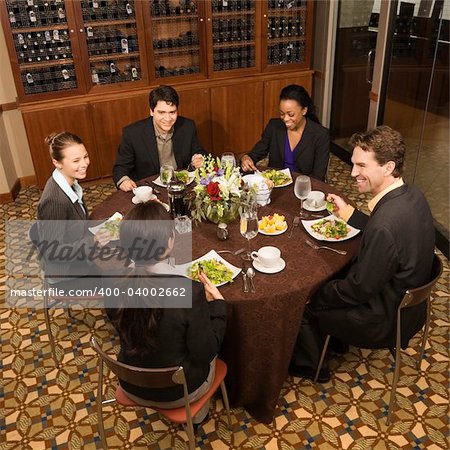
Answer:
[{"xmin": 246, "ymin": 267, "xmax": 256, "ymax": 293}]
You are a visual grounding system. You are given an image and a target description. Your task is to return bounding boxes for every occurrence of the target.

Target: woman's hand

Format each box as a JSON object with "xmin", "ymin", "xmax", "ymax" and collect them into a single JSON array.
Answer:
[
  {"xmin": 240, "ymin": 155, "xmax": 257, "ymax": 172},
  {"xmin": 327, "ymin": 193, "xmax": 348, "ymax": 218},
  {"xmin": 198, "ymin": 272, "xmax": 224, "ymax": 301},
  {"xmin": 94, "ymin": 229, "xmax": 112, "ymax": 247}
]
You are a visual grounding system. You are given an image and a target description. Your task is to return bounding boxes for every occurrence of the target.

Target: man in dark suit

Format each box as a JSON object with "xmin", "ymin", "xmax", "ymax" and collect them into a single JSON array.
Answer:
[
  {"xmin": 290, "ymin": 125, "xmax": 435, "ymax": 382},
  {"xmin": 113, "ymin": 85, "xmax": 207, "ymax": 191}
]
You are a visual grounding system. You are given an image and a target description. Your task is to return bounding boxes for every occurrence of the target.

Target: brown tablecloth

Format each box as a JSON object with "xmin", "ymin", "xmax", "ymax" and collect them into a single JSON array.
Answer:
[{"xmin": 91, "ymin": 175, "xmax": 360, "ymax": 423}]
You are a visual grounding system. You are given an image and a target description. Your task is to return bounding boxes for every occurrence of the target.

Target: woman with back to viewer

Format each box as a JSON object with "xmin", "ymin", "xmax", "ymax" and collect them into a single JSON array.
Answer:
[
  {"xmin": 241, "ymin": 84, "xmax": 330, "ymax": 181},
  {"xmin": 111, "ymin": 202, "xmax": 227, "ymax": 426}
]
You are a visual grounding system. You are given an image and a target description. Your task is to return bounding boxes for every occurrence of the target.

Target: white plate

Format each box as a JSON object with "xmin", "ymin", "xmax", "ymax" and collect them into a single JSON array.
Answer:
[
  {"xmin": 153, "ymin": 171, "xmax": 195, "ymax": 188},
  {"xmin": 178, "ymin": 249, "xmax": 241, "ymax": 287},
  {"xmin": 301, "ymin": 214, "xmax": 360, "ymax": 242},
  {"xmin": 258, "ymin": 220, "xmax": 288, "ymax": 235},
  {"xmin": 303, "ymin": 199, "xmax": 326, "ymax": 212},
  {"xmin": 253, "ymin": 258, "xmax": 286, "ymax": 274},
  {"xmin": 132, "ymin": 194, "xmax": 157, "ymax": 204},
  {"xmin": 261, "ymin": 168, "xmax": 293, "ymax": 188},
  {"xmin": 88, "ymin": 212, "xmax": 123, "ymax": 240}
]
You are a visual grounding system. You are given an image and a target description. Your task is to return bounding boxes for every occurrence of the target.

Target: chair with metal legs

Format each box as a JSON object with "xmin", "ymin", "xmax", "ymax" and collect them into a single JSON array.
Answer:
[
  {"xmin": 314, "ymin": 254, "xmax": 443, "ymax": 425},
  {"xmin": 91, "ymin": 337, "xmax": 232, "ymax": 450}
]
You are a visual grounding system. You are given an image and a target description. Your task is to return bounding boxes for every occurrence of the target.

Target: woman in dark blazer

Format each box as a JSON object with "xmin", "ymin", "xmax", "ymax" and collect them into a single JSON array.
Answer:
[
  {"xmin": 241, "ymin": 85, "xmax": 330, "ymax": 181},
  {"xmin": 110, "ymin": 202, "xmax": 227, "ymax": 425},
  {"xmin": 36, "ymin": 132, "xmax": 109, "ymax": 284}
]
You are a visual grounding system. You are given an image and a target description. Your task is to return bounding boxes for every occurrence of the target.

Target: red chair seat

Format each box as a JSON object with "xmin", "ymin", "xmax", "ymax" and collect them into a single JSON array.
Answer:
[{"xmin": 115, "ymin": 359, "xmax": 228, "ymax": 423}]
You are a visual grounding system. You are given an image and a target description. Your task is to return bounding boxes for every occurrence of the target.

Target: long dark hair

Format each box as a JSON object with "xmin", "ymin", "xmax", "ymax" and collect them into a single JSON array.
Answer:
[
  {"xmin": 279, "ymin": 84, "xmax": 320, "ymax": 124},
  {"xmin": 114, "ymin": 202, "xmax": 174, "ymax": 354}
]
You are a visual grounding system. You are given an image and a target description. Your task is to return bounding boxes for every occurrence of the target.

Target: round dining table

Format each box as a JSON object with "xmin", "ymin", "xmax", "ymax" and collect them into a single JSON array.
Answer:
[{"xmin": 91, "ymin": 174, "xmax": 361, "ymax": 424}]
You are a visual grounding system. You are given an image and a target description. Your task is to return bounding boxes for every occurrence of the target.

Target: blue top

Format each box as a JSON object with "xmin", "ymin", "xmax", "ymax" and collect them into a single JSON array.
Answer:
[
  {"xmin": 52, "ymin": 168, "xmax": 86, "ymax": 214},
  {"xmin": 284, "ymin": 133, "xmax": 296, "ymax": 171}
]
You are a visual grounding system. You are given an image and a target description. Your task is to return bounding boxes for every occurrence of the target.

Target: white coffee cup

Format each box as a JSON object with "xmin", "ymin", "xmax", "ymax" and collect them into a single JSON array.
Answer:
[
  {"xmin": 307, "ymin": 191, "xmax": 325, "ymax": 208},
  {"xmin": 251, "ymin": 246, "xmax": 281, "ymax": 268},
  {"xmin": 133, "ymin": 186, "xmax": 153, "ymax": 202}
]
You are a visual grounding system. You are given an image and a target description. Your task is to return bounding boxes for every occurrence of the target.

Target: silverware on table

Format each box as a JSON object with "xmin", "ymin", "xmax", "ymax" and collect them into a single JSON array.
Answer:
[
  {"xmin": 217, "ymin": 248, "xmax": 245, "ymax": 256},
  {"xmin": 288, "ymin": 216, "xmax": 300, "ymax": 238},
  {"xmin": 305, "ymin": 239, "xmax": 347, "ymax": 255},
  {"xmin": 241, "ymin": 271, "xmax": 250, "ymax": 293},
  {"xmin": 246, "ymin": 267, "xmax": 256, "ymax": 292}
]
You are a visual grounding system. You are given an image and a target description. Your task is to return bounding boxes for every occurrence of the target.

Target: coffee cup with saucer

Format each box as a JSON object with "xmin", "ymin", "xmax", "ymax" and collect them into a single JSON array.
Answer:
[
  {"xmin": 132, "ymin": 186, "xmax": 156, "ymax": 204},
  {"xmin": 251, "ymin": 246, "xmax": 286, "ymax": 274},
  {"xmin": 303, "ymin": 191, "xmax": 326, "ymax": 211}
]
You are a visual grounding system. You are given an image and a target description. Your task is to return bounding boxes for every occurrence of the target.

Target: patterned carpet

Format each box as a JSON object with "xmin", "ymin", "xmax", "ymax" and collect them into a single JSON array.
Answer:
[{"xmin": 1, "ymin": 155, "xmax": 449, "ymax": 449}]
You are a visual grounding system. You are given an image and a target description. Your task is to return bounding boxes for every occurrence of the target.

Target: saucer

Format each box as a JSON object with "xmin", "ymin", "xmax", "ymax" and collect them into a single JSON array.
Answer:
[
  {"xmin": 252, "ymin": 258, "xmax": 286, "ymax": 274},
  {"xmin": 132, "ymin": 194, "xmax": 157, "ymax": 204},
  {"xmin": 303, "ymin": 200, "xmax": 326, "ymax": 212}
]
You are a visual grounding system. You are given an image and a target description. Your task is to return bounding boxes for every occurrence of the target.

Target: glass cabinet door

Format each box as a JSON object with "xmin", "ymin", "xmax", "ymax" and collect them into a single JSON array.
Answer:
[
  {"xmin": 147, "ymin": 0, "xmax": 204, "ymax": 80},
  {"xmin": 4, "ymin": 0, "xmax": 83, "ymax": 98},
  {"xmin": 207, "ymin": 0, "xmax": 259, "ymax": 76},
  {"xmin": 263, "ymin": 0, "xmax": 312, "ymax": 71},
  {"xmin": 75, "ymin": 0, "xmax": 148, "ymax": 87}
]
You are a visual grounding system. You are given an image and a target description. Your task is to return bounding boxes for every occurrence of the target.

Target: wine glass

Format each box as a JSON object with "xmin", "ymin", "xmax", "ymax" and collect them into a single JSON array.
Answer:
[
  {"xmin": 160, "ymin": 164, "xmax": 174, "ymax": 187},
  {"xmin": 294, "ymin": 175, "xmax": 311, "ymax": 218},
  {"xmin": 239, "ymin": 203, "xmax": 259, "ymax": 260},
  {"xmin": 221, "ymin": 152, "xmax": 236, "ymax": 169}
]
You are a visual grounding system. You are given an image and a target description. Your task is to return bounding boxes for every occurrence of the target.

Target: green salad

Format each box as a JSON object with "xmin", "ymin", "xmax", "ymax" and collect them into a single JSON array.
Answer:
[
  {"xmin": 102, "ymin": 218, "xmax": 121, "ymax": 239},
  {"xmin": 311, "ymin": 218, "xmax": 349, "ymax": 239},
  {"xmin": 188, "ymin": 259, "xmax": 233, "ymax": 285},
  {"xmin": 326, "ymin": 200, "xmax": 334, "ymax": 213},
  {"xmin": 262, "ymin": 169, "xmax": 291, "ymax": 186},
  {"xmin": 175, "ymin": 170, "xmax": 189, "ymax": 184}
]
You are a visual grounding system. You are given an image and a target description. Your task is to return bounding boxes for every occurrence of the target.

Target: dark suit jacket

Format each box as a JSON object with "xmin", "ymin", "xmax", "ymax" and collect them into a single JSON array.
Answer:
[
  {"xmin": 112, "ymin": 278, "xmax": 227, "ymax": 402},
  {"xmin": 36, "ymin": 177, "xmax": 94, "ymax": 278},
  {"xmin": 113, "ymin": 116, "xmax": 206, "ymax": 186},
  {"xmin": 312, "ymin": 184, "xmax": 435, "ymax": 349},
  {"xmin": 246, "ymin": 118, "xmax": 330, "ymax": 181}
]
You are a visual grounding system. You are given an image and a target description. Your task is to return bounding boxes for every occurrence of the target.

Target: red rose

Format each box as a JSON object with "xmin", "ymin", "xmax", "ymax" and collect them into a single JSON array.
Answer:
[{"xmin": 206, "ymin": 182, "xmax": 221, "ymax": 201}]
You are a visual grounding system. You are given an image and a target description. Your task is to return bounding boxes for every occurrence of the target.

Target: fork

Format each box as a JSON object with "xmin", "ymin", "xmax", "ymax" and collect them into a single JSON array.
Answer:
[
  {"xmin": 305, "ymin": 239, "xmax": 347, "ymax": 255},
  {"xmin": 217, "ymin": 248, "xmax": 245, "ymax": 256},
  {"xmin": 288, "ymin": 216, "xmax": 300, "ymax": 238}
]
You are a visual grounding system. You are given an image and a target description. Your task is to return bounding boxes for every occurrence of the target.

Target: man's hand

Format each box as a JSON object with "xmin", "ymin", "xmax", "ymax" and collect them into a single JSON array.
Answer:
[
  {"xmin": 327, "ymin": 194, "xmax": 348, "ymax": 218},
  {"xmin": 198, "ymin": 272, "xmax": 224, "ymax": 301},
  {"xmin": 191, "ymin": 154, "xmax": 204, "ymax": 169},
  {"xmin": 241, "ymin": 155, "xmax": 257, "ymax": 172},
  {"xmin": 119, "ymin": 179, "xmax": 137, "ymax": 192}
]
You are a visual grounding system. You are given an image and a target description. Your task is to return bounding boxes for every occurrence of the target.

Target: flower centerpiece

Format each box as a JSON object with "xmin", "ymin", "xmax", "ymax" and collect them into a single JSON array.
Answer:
[{"xmin": 188, "ymin": 155, "xmax": 255, "ymax": 224}]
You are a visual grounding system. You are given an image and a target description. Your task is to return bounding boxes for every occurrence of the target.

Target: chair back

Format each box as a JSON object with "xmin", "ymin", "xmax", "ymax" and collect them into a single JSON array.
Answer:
[
  {"xmin": 90, "ymin": 337, "xmax": 186, "ymax": 389},
  {"xmin": 398, "ymin": 254, "xmax": 443, "ymax": 310}
]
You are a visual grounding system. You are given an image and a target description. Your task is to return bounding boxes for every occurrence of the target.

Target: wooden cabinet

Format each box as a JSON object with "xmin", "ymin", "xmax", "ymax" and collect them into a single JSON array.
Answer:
[
  {"xmin": 21, "ymin": 104, "xmax": 100, "ymax": 185},
  {"xmin": 1, "ymin": 1, "xmax": 316, "ymax": 188},
  {"xmin": 210, "ymin": 81, "xmax": 264, "ymax": 157}
]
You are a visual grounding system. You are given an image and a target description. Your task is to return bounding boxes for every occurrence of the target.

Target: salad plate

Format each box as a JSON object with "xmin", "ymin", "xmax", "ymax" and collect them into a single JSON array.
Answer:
[
  {"xmin": 88, "ymin": 212, "xmax": 123, "ymax": 240},
  {"xmin": 302, "ymin": 215, "xmax": 360, "ymax": 242},
  {"xmin": 261, "ymin": 168, "xmax": 293, "ymax": 188},
  {"xmin": 153, "ymin": 171, "xmax": 195, "ymax": 187},
  {"xmin": 179, "ymin": 250, "xmax": 241, "ymax": 287}
]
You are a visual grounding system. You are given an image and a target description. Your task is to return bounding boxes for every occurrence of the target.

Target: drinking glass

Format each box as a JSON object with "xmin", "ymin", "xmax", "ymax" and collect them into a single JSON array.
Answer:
[
  {"xmin": 294, "ymin": 175, "xmax": 311, "ymax": 218},
  {"xmin": 160, "ymin": 164, "xmax": 174, "ymax": 187},
  {"xmin": 239, "ymin": 203, "xmax": 259, "ymax": 260},
  {"xmin": 221, "ymin": 152, "xmax": 236, "ymax": 169}
]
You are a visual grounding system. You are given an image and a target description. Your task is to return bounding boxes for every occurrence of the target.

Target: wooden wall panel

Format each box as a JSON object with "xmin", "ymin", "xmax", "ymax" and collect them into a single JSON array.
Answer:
[
  {"xmin": 263, "ymin": 74, "xmax": 313, "ymax": 124},
  {"xmin": 90, "ymin": 93, "xmax": 149, "ymax": 177},
  {"xmin": 210, "ymin": 82, "xmax": 264, "ymax": 157},
  {"xmin": 177, "ymin": 87, "xmax": 212, "ymax": 152},
  {"xmin": 22, "ymin": 104, "xmax": 98, "ymax": 189}
]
